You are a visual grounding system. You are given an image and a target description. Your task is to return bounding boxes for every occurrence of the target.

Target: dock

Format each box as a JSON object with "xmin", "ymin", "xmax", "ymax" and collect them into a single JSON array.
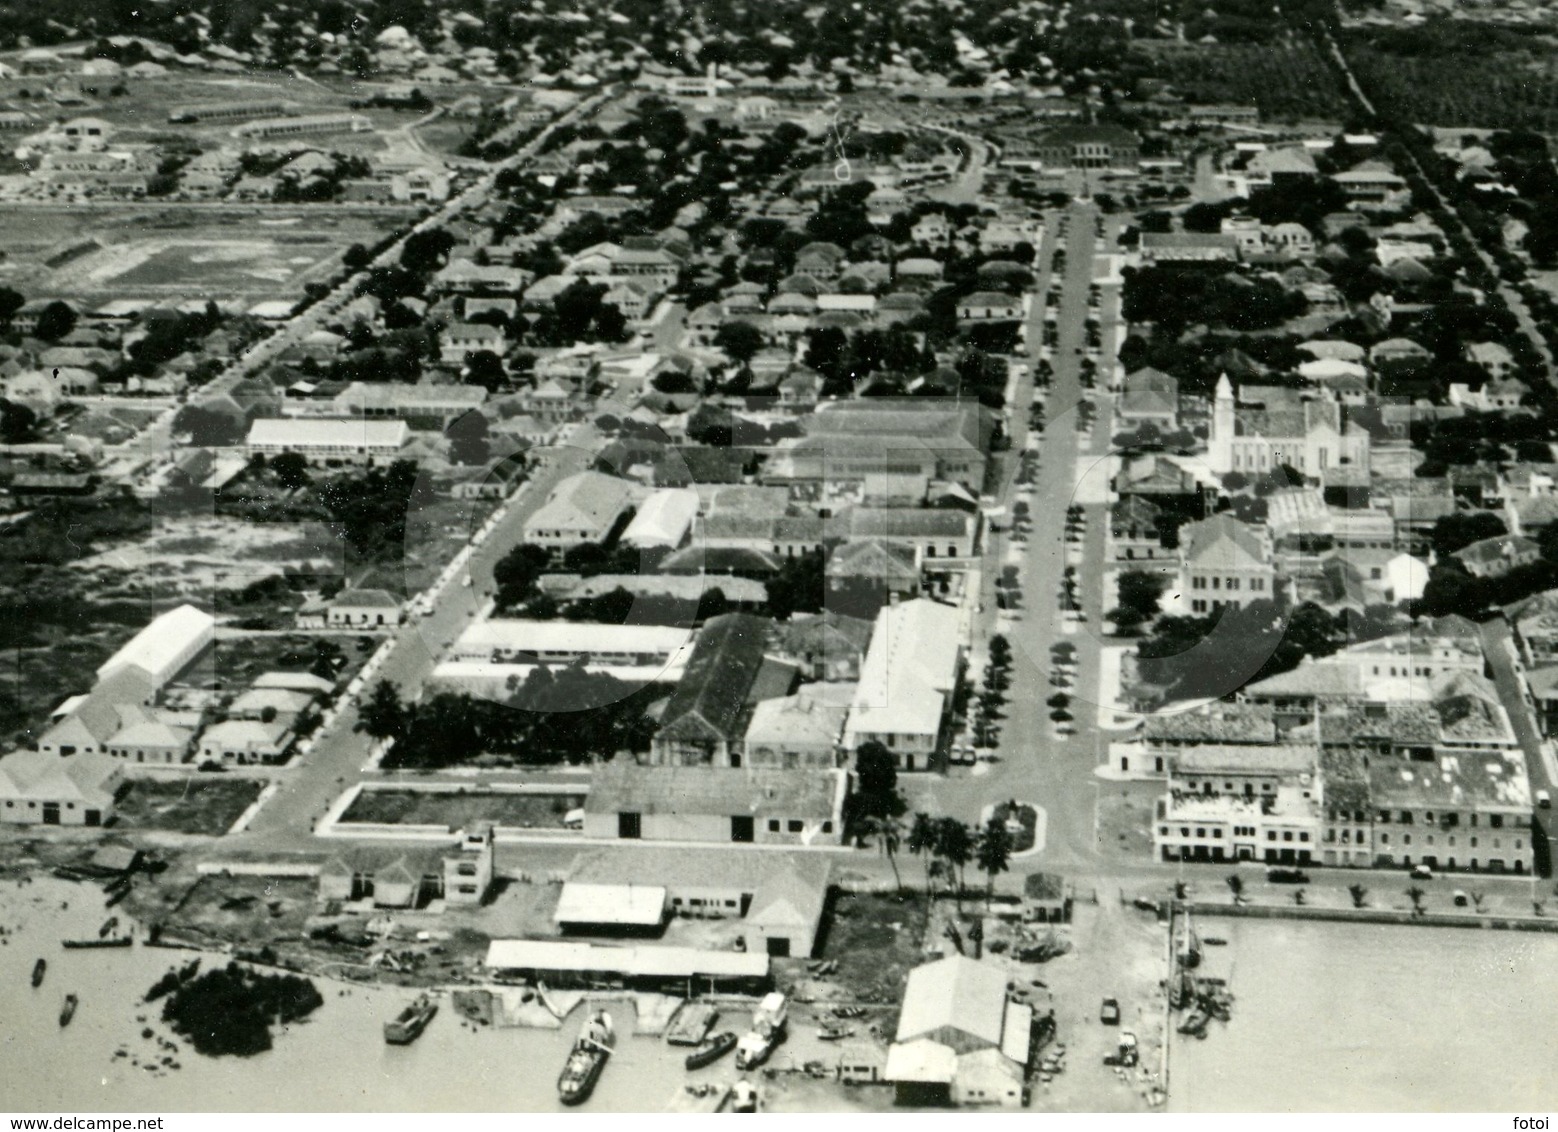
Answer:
[{"xmin": 665, "ymin": 1000, "xmax": 719, "ymax": 1046}]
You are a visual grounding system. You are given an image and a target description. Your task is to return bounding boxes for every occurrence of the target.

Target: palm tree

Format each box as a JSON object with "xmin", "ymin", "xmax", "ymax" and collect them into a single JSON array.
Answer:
[
  {"xmin": 937, "ymin": 818, "xmax": 974, "ymax": 915},
  {"xmin": 1406, "ymin": 886, "xmax": 1425, "ymax": 916},
  {"xmin": 976, "ymin": 818, "xmax": 1014, "ymax": 910},
  {"xmin": 1470, "ymin": 891, "xmax": 1485, "ymax": 912},
  {"xmin": 1226, "ymin": 874, "xmax": 1244, "ymax": 904},
  {"xmin": 908, "ymin": 813, "xmax": 938, "ymax": 904},
  {"xmin": 1348, "ymin": 883, "xmax": 1368, "ymax": 909},
  {"xmin": 870, "ymin": 816, "xmax": 905, "ymax": 892}
]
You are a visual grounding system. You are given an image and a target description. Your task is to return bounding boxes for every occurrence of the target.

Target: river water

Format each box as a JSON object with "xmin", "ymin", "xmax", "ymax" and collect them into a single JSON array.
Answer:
[
  {"xmin": 0, "ymin": 877, "xmax": 760, "ymax": 1113},
  {"xmin": 1168, "ymin": 916, "xmax": 1558, "ymax": 1111}
]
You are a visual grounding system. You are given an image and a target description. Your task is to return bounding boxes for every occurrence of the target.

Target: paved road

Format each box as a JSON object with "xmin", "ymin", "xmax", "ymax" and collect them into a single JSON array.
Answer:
[
  {"xmin": 229, "ymin": 428, "xmax": 597, "ymax": 850},
  {"xmin": 903, "ymin": 203, "xmax": 1130, "ymax": 874}
]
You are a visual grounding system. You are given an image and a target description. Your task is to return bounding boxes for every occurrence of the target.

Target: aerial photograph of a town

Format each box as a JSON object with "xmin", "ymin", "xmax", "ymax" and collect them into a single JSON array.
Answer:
[{"xmin": 3, "ymin": 0, "xmax": 1558, "ymax": 1118}]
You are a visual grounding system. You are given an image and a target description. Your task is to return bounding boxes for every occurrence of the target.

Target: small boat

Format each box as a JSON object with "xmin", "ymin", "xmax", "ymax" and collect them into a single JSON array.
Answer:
[
  {"xmin": 731, "ymin": 1079, "xmax": 758, "ymax": 1113},
  {"xmin": 31, "ymin": 959, "xmax": 45, "ymax": 988},
  {"xmin": 684, "ymin": 1031, "xmax": 737, "ymax": 1070},
  {"xmin": 817, "ymin": 1024, "xmax": 853, "ymax": 1041},
  {"xmin": 557, "ymin": 1011, "xmax": 614, "ymax": 1106},
  {"xmin": 1203, "ymin": 937, "xmax": 1228, "ymax": 946},
  {"xmin": 63, "ymin": 937, "xmax": 132, "ymax": 950},
  {"xmin": 1177, "ymin": 1009, "xmax": 1209, "ymax": 1038},
  {"xmin": 383, "ymin": 994, "xmax": 437, "ymax": 1045},
  {"xmin": 59, "ymin": 994, "xmax": 78, "ymax": 1027},
  {"xmin": 99, "ymin": 917, "xmax": 118, "ymax": 939}
]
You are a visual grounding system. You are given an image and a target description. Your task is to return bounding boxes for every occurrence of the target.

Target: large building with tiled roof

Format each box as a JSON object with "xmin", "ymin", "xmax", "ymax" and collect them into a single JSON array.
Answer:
[
  {"xmin": 649, "ymin": 613, "xmax": 796, "ymax": 767},
  {"xmin": 1177, "ymin": 512, "xmax": 1274, "ymax": 614}
]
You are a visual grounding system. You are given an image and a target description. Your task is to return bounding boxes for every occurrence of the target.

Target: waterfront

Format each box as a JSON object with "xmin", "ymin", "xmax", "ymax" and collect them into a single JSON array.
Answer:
[
  {"xmin": 0, "ymin": 877, "xmax": 863, "ymax": 1113},
  {"xmin": 1169, "ymin": 916, "xmax": 1558, "ymax": 1112}
]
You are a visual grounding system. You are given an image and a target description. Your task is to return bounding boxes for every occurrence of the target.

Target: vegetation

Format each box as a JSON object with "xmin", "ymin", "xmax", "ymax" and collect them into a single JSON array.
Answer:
[
  {"xmin": 160, "ymin": 963, "xmax": 323, "ymax": 1058},
  {"xmin": 381, "ymin": 664, "xmax": 658, "ymax": 769}
]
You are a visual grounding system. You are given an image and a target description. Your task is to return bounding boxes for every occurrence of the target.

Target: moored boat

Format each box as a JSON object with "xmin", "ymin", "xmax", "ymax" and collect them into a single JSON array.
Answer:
[
  {"xmin": 31, "ymin": 959, "xmax": 45, "ymax": 988},
  {"xmin": 684, "ymin": 1030, "xmax": 737, "ymax": 1071},
  {"xmin": 383, "ymin": 994, "xmax": 437, "ymax": 1045},
  {"xmin": 59, "ymin": 994, "xmax": 78, "ymax": 1027},
  {"xmin": 735, "ymin": 992, "xmax": 787, "ymax": 1070},
  {"xmin": 62, "ymin": 937, "xmax": 132, "ymax": 949},
  {"xmin": 558, "ymin": 1011, "xmax": 614, "ymax": 1106}
]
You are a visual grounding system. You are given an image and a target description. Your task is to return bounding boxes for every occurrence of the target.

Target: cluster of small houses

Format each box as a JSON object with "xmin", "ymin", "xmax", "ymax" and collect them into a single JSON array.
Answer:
[{"xmin": 0, "ymin": 602, "xmax": 374, "ymax": 826}]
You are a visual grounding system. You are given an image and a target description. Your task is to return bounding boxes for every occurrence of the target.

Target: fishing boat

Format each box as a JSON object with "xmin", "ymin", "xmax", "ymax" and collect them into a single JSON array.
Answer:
[
  {"xmin": 735, "ymin": 992, "xmax": 787, "ymax": 1070},
  {"xmin": 59, "ymin": 994, "xmax": 78, "ymax": 1027},
  {"xmin": 684, "ymin": 1031, "xmax": 737, "ymax": 1071},
  {"xmin": 817, "ymin": 1023, "xmax": 853, "ymax": 1041},
  {"xmin": 63, "ymin": 937, "xmax": 132, "ymax": 950},
  {"xmin": 31, "ymin": 959, "xmax": 45, "ymax": 988},
  {"xmin": 557, "ymin": 1011, "xmax": 614, "ymax": 1106},
  {"xmin": 384, "ymin": 994, "xmax": 437, "ymax": 1045}
]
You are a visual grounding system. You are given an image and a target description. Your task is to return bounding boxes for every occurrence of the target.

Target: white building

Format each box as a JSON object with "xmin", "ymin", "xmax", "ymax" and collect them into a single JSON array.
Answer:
[
  {"xmin": 843, "ymin": 598, "xmax": 963, "ymax": 772},
  {"xmin": 246, "ymin": 418, "xmax": 410, "ymax": 467},
  {"xmin": 619, "ymin": 488, "xmax": 699, "ymax": 550},
  {"xmin": 96, "ymin": 604, "xmax": 215, "ymax": 689}
]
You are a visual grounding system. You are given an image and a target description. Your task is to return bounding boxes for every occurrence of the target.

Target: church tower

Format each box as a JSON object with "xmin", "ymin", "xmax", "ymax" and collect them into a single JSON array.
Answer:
[{"xmin": 1210, "ymin": 373, "xmax": 1235, "ymax": 474}]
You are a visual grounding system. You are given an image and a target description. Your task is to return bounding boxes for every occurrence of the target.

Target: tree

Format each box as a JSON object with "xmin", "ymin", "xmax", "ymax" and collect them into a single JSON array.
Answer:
[
  {"xmin": 713, "ymin": 321, "xmax": 765, "ymax": 366},
  {"xmin": 1226, "ymin": 874, "xmax": 1244, "ymax": 904},
  {"xmin": 356, "ymin": 680, "xmax": 409, "ymax": 741},
  {"xmin": 976, "ymin": 818, "xmax": 1013, "ymax": 909},
  {"xmin": 400, "ymin": 227, "xmax": 455, "ymax": 274},
  {"xmin": 1406, "ymin": 885, "xmax": 1426, "ymax": 917},
  {"xmin": 908, "ymin": 812, "xmax": 939, "ymax": 905},
  {"xmin": 446, "ymin": 410, "xmax": 490, "ymax": 465},
  {"xmin": 852, "ymin": 740, "xmax": 905, "ymax": 824},
  {"xmin": 869, "ymin": 815, "xmax": 905, "ymax": 891},
  {"xmin": 1430, "ymin": 510, "xmax": 1507, "ymax": 558},
  {"xmin": 1348, "ymin": 883, "xmax": 1368, "ymax": 909},
  {"xmin": 343, "ymin": 243, "xmax": 373, "ymax": 272},
  {"xmin": 34, "ymin": 300, "xmax": 77, "ymax": 341},
  {"xmin": 173, "ymin": 404, "xmax": 245, "ymax": 446},
  {"xmin": 0, "ymin": 398, "xmax": 39, "ymax": 445},
  {"xmin": 463, "ymin": 350, "xmax": 508, "ymax": 392},
  {"xmin": 492, "ymin": 543, "xmax": 551, "ymax": 609},
  {"xmin": 937, "ymin": 818, "xmax": 973, "ymax": 915},
  {"xmin": 270, "ymin": 451, "xmax": 310, "ymax": 492},
  {"xmin": 0, "ymin": 286, "xmax": 24, "ymax": 324}
]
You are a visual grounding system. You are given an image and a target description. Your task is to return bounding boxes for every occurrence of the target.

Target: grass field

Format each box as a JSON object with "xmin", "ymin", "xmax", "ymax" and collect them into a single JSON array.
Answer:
[
  {"xmin": 112, "ymin": 777, "xmax": 264, "ymax": 836},
  {"xmin": 340, "ymin": 789, "xmax": 584, "ymax": 830},
  {"xmin": 815, "ymin": 891, "xmax": 929, "ymax": 1003}
]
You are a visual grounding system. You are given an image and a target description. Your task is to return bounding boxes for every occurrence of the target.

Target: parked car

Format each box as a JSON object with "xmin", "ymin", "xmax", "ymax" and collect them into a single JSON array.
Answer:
[
  {"xmin": 1410, "ymin": 864, "xmax": 1434, "ymax": 880},
  {"xmin": 1100, "ymin": 998, "xmax": 1120, "ymax": 1025}
]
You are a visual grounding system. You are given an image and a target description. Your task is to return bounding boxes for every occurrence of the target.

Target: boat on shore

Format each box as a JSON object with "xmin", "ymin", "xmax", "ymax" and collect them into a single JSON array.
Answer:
[
  {"xmin": 684, "ymin": 1031, "xmax": 737, "ymax": 1071},
  {"xmin": 31, "ymin": 959, "xmax": 45, "ymax": 988},
  {"xmin": 59, "ymin": 994, "xmax": 78, "ymax": 1027},
  {"xmin": 557, "ymin": 1011, "xmax": 614, "ymax": 1106},
  {"xmin": 383, "ymin": 994, "xmax": 437, "ymax": 1045},
  {"xmin": 62, "ymin": 937, "xmax": 132, "ymax": 950}
]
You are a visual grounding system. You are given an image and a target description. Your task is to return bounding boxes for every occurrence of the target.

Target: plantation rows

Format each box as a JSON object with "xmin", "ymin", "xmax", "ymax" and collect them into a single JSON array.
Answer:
[
  {"xmin": 1139, "ymin": 40, "xmax": 1351, "ymax": 120},
  {"xmin": 1348, "ymin": 46, "xmax": 1558, "ymax": 131}
]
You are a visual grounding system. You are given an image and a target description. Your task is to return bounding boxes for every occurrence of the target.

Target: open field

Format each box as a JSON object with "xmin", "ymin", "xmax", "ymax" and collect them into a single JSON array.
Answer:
[
  {"xmin": 815, "ymin": 891, "xmax": 930, "ymax": 1003},
  {"xmin": 340, "ymin": 789, "xmax": 584, "ymax": 831},
  {"xmin": 0, "ymin": 206, "xmax": 413, "ymax": 300},
  {"xmin": 112, "ymin": 777, "xmax": 264, "ymax": 836}
]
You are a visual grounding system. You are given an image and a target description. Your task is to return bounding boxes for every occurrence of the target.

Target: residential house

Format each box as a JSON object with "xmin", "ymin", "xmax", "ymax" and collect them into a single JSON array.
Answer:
[
  {"xmin": 1453, "ymin": 534, "xmax": 1539, "ymax": 579},
  {"xmin": 650, "ymin": 613, "xmax": 795, "ymax": 767},
  {"xmin": 522, "ymin": 471, "xmax": 641, "ymax": 551},
  {"xmin": 328, "ymin": 589, "xmax": 403, "ymax": 628},
  {"xmin": 743, "ymin": 683, "xmax": 855, "ymax": 770}
]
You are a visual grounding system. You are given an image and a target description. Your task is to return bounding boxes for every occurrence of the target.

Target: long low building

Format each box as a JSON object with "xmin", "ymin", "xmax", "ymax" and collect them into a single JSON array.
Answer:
[
  {"xmin": 447, "ymin": 618, "xmax": 694, "ymax": 669},
  {"xmin": 246, "ymin": 418, "xmax": 410, "ymax": 467},
  {"xmin": 483, "ymin": 939, "xmax": 769, "ymax": 993},
  {"xmin": 557, "ymin": 844, "xmax": 833, "ymax": 958},
  {"xmin": 96, "ymin": 603, "xmax": 214, "ymax": 688}
]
